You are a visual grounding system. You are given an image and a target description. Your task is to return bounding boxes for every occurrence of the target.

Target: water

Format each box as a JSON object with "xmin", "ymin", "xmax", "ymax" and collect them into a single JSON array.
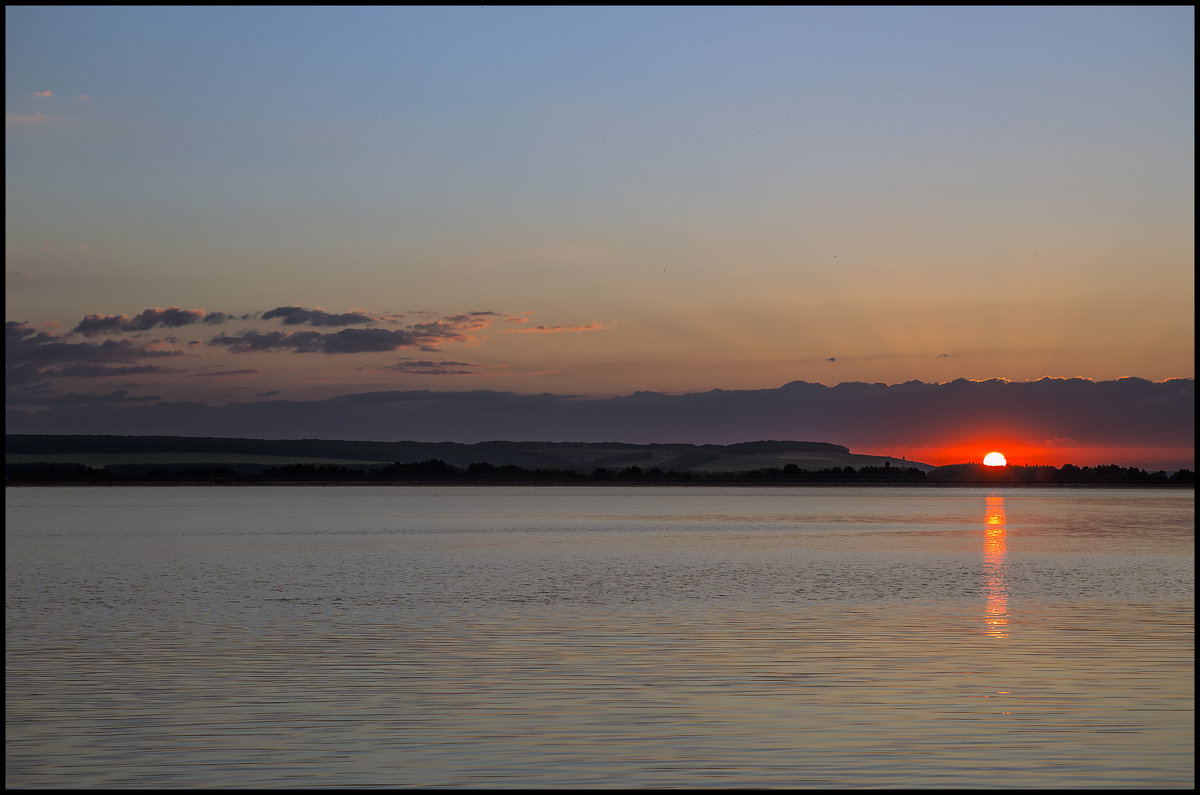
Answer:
[{"xmin": 6, "ymin": 485, "xmax": 1193, "ymax": 788}]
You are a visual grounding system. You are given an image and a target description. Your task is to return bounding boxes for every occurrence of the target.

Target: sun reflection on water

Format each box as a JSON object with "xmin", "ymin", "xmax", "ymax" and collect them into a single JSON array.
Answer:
[{"xmin": 983, "ymin": 493, "xmax": 1009, "ymax": 639}]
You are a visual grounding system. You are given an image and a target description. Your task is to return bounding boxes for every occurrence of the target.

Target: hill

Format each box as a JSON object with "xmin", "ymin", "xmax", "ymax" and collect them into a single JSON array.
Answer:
[{"xmin": 5, "ymin": 434, "xmax": 932, "ymax": 475}]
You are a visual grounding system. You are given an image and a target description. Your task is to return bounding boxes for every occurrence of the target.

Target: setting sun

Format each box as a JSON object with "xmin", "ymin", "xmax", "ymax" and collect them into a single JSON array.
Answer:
[{"xmin": 983, "ymin": 452, "xmax": 1007, "ymax": 467}]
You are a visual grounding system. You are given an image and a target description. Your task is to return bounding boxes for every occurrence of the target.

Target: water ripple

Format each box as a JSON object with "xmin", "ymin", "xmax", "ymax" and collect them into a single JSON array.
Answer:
[{"xmin": 6, "ymin": 486, "xmax": 1193, "ymax": 788}]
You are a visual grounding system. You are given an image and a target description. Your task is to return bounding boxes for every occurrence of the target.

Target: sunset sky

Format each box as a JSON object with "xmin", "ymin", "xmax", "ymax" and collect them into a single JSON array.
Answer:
[{"xmin": 6, "ymin": 6, "xmax": 1195, "ymax": 469}]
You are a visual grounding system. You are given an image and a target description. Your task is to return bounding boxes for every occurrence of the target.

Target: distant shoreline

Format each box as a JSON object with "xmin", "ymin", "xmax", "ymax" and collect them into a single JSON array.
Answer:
[
  {"xmin": 6, "ymin": 479, "xmax": 1193, "ymax": 489},
  {"xmin": 6, "ymin": 435, "xmax": 1192, "ymax": 487}
]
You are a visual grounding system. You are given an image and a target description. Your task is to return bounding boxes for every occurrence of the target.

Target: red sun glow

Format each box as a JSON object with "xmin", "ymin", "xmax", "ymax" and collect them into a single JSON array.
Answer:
[{"xmin": 983, "ymin": 452, "xmax": 1007, "ymax": 467}]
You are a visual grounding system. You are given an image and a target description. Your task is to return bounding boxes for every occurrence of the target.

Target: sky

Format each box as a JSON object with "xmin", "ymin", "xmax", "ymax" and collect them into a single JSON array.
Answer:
[{"xmin": 5, "ymin": 6, "xmax": 1195, "ymax": 469}]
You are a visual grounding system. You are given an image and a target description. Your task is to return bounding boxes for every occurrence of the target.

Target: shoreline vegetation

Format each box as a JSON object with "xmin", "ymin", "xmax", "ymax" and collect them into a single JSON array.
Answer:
[
  {"xmin": 4, "ymin": 468, "xmax": 1195, "ymax": 485},
  {"xmin": 4, "ymin": 435, "xmax": 1192, "ymax": 487}
]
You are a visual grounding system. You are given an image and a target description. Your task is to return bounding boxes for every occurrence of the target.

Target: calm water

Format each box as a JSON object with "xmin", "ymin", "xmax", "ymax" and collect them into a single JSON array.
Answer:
[{"xmin": 6, "ymin": 486, "xmax": 1194, "ymax": 788}]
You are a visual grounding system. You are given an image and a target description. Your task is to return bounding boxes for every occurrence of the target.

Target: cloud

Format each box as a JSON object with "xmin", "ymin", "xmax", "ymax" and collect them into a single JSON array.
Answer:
[
  {"xmin": 77, "ymin": 94, "xmax": 90, "ymax": 101},
  {"xmin": 64, "ymin": 306, "xmax": 525, "ymax": 354},
  {"xmin": 207, "ymin": 330, "xmax": 324, "ymax": 353},
  {"xmin": 510, "ymin": 321, "xmax": 606, "ymax": 333},
  {"xmin": 13, "ymin": 388, "xmax": 162, "ymax": 408},
  {"xmin": 6, "ymin": 112, "xmax": 53, "ymax": 126},
  {"xmin": 207, "ymin": 310, "xmax": 515, "ymax": 354},
  {"xmin": 209, "ymin": 324, "xmax": 475, "ymax": 354},
  {"xmin": 61, "ymin": 306, "xmax": 552, "ymax": 354},
  {"xmin": 440, "ymin": 311, "xmax": 502, "ymax": 326},
  {"xmin": 6, "ymin": 320, "xmax": 184, "ymax": 397},
  {"xmin": 32, "ymin": 91, "xmax": 52, "ymax": 98},
  {"xmin": 188, "ymin": 369, "xmax": 261, "ymax": 378},
  {"xmin": 8, "ymin": 321, "xmax": 44, "ymax": 340},
  {"xmin": 261, "ymin": 306, "xmax": 377, "ymax": 327},
  {"xmin": 37, "ymin": 363, "xmax": 177, "ymax": 379},
  {"xmin": 73, "ymin": 307, "xmax": 236, "ymax": 336},
  {"xmin": 384, "ymin": 359, "xmax": 486, "ymax": 375},
  {"xmin": 8, "ymin": 321, "xmax": 183, "ymax": 365},
  {"xmin": 256, "ymin": 307, "xmax": 513, "ymax": 331}
]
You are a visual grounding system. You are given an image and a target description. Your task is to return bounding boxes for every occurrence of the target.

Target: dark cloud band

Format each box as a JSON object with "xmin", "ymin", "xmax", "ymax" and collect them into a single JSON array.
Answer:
[
  {"xmin": 260, "ymin": 306, "xmax": 376, "ymax": 327},
  {"xmin": 208, "ymin": 326, "xmax": 468, "ymax": 354}
]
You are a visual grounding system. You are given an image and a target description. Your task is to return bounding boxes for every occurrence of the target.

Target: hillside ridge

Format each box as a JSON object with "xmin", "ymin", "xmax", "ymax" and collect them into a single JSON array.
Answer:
[{"xmin": 5, "ymin": 434, "xmax": 929, "ymax": 473}]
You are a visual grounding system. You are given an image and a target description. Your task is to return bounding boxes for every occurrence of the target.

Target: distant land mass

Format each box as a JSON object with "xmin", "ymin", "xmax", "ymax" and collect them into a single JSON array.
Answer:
[
  {"xmin": 5, "ymin": 435, "xmax": 927, "ymax": 475},
  {"xmin": 6, "ymin": 435, "xmax": 1193, "ymax": 486}
]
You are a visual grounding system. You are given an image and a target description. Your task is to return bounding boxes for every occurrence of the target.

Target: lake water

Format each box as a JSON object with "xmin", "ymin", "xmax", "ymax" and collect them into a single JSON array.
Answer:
[{"xmin": 5, "ymin": 485, "xmax": 1194, "ymax": 788}]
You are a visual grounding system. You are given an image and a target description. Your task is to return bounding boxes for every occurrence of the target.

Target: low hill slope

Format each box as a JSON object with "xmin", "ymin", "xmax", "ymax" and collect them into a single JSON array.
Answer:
[{"xmin": 6, "ymin": 435, "xmax": 934, "ymax": 474}]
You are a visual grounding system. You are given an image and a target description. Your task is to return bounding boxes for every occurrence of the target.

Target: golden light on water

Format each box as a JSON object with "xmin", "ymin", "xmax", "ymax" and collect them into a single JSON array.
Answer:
[
  {"xmin": 983, "ymin": 493, "xmax": 1009, "ymax": 639},
  {"xmin": 983, "ymin": 451, "xmax": 1007, "ymax": 467}
]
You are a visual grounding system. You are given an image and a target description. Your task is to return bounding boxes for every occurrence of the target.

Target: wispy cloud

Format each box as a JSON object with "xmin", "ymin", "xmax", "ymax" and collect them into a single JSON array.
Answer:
[
  {"xmin": 36, "ymin": 363, "xmax": 177, "ymax": 379},
  {"xmin": 510, "ymin": 321, "xmax": 606, "ymax": 334},
  {"xmin": 32, "ymin": 90, "xmax": 52, "ymax": 98},
  {"xmin": 6, "ymin": 112, "xmax": 54, "ymax": 126},
  {"xmin": 188, "ymin": 368, "xmax": 261, "ymax": 378},
  {"xmin": 384, "ymin": 359, "xmax": 486, "ymax": 375},
  {"xmin": 13, "ymin": 388, "xmax": 163, "ymax": 408}
]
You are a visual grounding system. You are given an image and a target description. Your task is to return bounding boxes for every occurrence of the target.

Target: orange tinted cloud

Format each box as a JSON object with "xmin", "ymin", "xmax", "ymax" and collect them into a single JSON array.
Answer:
[{"xmin": 33, "ymin": 90, "xmax": 52, "ymax": 98}]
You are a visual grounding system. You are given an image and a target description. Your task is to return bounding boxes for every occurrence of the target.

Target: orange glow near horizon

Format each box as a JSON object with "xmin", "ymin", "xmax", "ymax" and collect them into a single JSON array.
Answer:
[{"xmin": 867, "ymin": 441, "xmax": 1195, "ymax": 470}]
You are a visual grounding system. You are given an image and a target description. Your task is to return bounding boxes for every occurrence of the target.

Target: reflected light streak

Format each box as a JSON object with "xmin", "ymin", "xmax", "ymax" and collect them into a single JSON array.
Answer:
[{"xmin": 983, "ymin": 493, "xmax": 1009, "ymax": 639}]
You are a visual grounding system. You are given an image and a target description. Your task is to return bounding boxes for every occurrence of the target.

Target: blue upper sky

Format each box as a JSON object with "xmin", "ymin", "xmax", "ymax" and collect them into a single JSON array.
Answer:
[{"xmin": 6, "ymin": 6, "xmax": 1195, "ymax": 414}]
